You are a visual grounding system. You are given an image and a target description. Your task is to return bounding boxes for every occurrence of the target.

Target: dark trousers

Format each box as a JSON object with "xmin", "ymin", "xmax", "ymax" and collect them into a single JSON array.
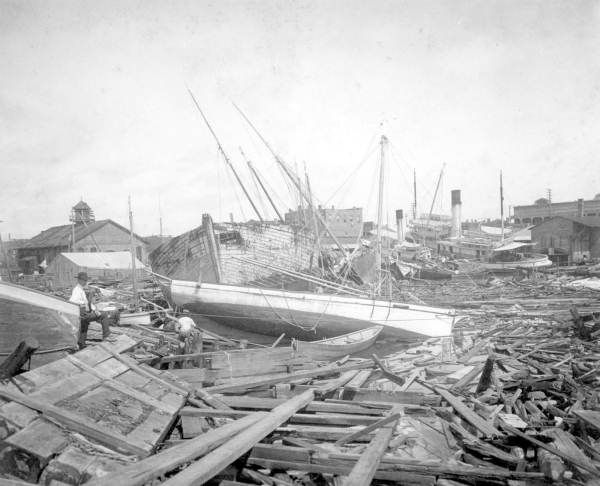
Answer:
[{"xmin": 78, "ymin": 311, "xmax": 111, "ymax": 348}]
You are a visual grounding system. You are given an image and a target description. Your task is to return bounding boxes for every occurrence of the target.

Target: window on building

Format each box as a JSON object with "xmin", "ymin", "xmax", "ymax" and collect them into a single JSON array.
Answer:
[{"xmin": 136, "ymin": 246, "xmax": 142, "ymax": 260}]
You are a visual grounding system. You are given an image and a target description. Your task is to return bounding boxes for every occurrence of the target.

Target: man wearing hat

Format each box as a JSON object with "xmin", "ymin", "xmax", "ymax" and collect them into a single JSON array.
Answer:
[{"xmin": 69, "ymin": 272, "xmax": 111, "ymax": 349}]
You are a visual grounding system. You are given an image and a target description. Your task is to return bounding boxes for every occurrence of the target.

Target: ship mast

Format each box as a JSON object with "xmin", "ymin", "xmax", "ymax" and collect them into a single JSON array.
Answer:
[
  {"xmin": 231, "ymin": 102, "xmax": 348, "ymax": 255},
  {"xmin": 187, "ymin": 89, "xmax": 264, "ymax": 223},
  {"xmin": 375, "ymin": 135, "xmax": 387, "ymax": 295},
  {"xmin": 128, "ymin": 195, "xmax": 138, "ymax": 306},
  {"xmin": 240, "ymin": 147, "xmax": 284, "ymax": 223},
  {"xmin": 425, "ymin": 164, "xmax": 445, "ymax": 245}
]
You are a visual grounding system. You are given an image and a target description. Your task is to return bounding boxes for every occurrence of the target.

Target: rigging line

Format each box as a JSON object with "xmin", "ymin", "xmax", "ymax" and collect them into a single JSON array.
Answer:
[
  {"xmin": 187, "ymin": 89, "xmax": 263, "ymax": 222},
  {"xmin": 322, "ymin": 142, "xmax": 379, "ymax": 206},
  {"xmin": 223, "ymin": 155, "xmax": 248, "ymax": 222}
]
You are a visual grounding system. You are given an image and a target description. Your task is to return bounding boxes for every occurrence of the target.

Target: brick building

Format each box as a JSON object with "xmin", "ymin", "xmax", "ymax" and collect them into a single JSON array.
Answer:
[
  {"xmin": 530, "ymin": 216, "xmax": 600, "ymax": 264},
  {"xmin": 514, "ymin": 197, "xmax": 600, "ymax": 225},
  {"xmin": 284, "ymin": 206, "xmax": 364, "ymax": 248}
]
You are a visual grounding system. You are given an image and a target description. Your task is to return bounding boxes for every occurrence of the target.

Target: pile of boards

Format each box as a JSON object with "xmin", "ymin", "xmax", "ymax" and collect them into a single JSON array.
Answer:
[{"xmin": 2, "ymin": 282, "xmax": 600, "ymax": 485}]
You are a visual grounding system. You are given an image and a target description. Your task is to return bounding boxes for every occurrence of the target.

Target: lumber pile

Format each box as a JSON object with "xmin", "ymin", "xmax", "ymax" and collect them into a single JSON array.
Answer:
[{"xmin": 3, "ymin": 275, "xmax": 600, "ymax": 485}]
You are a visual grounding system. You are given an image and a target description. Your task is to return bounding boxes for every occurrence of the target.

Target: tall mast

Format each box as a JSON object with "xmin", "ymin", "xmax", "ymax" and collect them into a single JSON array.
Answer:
[
  {"xmin": 500, "ymin": 170, "xmax": 504, "ymax": 242},
  {"xmin": 128, "ymin": 195, "xmax": 138, "ymax": 306},
  {"xmin": 231, "ymin": 101, "xmax": 348, "ymax": 255},
  {"xmin": 187, "ymin": 89, "xmax": 263, "ymax": 223},
  {"xmin": 425, "ymin": 164, "xmax": 445, "ymax": 244},
  {"xmin": 413, "ymin": 168, "xmax": 417, "ymax": 220},
  {"xmin": 305, "ymin": 166, "xmax": 323, "ymax": 276},
  {"xmin": 158, "ymin": 195, "xmax": 163, "ymax": 237},
  {"xmin": 240, "ymin": 147, "xmax": 284, "ymax": 223},
  {"xmin": 376, "ymin": 135, "xmax": 387, "ymax": 294}
]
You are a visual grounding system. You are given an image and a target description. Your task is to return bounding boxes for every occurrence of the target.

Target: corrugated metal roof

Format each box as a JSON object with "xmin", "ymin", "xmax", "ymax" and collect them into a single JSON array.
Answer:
[{"xmin": 60, "ymin": 252, "xmax": 146, "ymax": 270}]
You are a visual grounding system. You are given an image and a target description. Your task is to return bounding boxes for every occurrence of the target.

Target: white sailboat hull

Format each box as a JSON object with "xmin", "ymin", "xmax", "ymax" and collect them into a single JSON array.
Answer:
[{"xmin": 165, "ymin": 280, "xmax": 458, "ymax": 340}]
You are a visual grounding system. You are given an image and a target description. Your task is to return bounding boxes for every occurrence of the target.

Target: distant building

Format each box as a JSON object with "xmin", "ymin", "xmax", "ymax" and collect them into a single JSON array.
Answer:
[
  {"xmin": 284, "ymin": 206, "xmax": 364, "ymax": 248},
  {"xmin": 16, "ymin": 200, "xmax": 148, "ymax": 274},
  {"xmin": 514, "ymin": 197, "xmax": 600, "ymax": 225},
  {"xmin": 0, "ymin": 238, "xmax": 27, "ymax": 280},
  {"xmin": 530, "ymin": 216, "xmax": 600, "ymax": 264},
  {"xmin": 45, "ymin": 251, "xmax": 146, "ymax": 289}
]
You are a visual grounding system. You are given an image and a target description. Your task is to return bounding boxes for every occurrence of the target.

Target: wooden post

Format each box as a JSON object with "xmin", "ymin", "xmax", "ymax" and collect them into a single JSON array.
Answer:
[{"xmin": 0, "ymin": 338, "xmax": 39, "ymax": 380}]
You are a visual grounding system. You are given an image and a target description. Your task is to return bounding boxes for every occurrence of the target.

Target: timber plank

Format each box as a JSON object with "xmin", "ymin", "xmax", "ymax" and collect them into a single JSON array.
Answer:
[
  {"xmin": 5, "ymin": 418, "xmax": 68, "ymax": 461},
  {"xmin": 0, "ymin": 387, "xmax": 151, "ymax": 457},
  {"xmin": 161, "ymin": 391, "xmax": 315, "ymax": 486},
  {"xmin": 343, "ymin": 413, "xmax": 399, "ymax": 486}
]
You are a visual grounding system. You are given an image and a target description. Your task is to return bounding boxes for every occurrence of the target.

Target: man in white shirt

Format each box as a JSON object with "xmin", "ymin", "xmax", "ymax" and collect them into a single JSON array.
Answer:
[{"xmin": 69, "ymin": 272, "xmax": 110, "ymax": 348}]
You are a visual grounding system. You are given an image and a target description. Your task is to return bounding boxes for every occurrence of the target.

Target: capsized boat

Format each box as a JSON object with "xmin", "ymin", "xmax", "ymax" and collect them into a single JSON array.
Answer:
[
  {"xmin": 162, "ymin": 279, "xmax": 460, "ymax": 340},
  {"xmin": 0, "ymin": 281, "xmax": 79, "ymax": 368},
  {"xmin": 292, "ymin": 325, "xmax": 383, "ymax": 360}
]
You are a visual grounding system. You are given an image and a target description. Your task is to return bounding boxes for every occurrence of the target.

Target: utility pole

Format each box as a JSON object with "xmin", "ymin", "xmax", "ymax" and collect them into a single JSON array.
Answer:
[
  {"xmin": 546, "ymin": 188, "xmax": 552, "ymax": 217},
  {"xmin": 128, "ymin": 196, "xmax": 138, "ymax": 306},
  {"xmin": 413, "ymin": 169, "xmax": 417, "ymax": 220},
  {"xmin": 500, "ymin": 170, "xmax": 505, "ymax": 242},
  {"xmin": 0, "ymin": 221, "xmax": 12, "ymax": 282},
  {"xmin": 158, "ymin": 195, "xmax": 163, "ymax": 237}
]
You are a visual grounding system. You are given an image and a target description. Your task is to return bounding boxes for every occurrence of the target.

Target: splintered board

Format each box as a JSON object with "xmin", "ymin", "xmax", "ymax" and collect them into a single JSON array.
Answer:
[{"xmin": 0, "ymin": 334, "xmax": 188, "ymax": 460}]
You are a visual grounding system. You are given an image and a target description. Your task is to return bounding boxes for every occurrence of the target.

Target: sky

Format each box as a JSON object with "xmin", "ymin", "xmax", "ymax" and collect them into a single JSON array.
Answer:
[{"xmin": 1, "ymin": 0, "xmax": 599, "ymax": 239}]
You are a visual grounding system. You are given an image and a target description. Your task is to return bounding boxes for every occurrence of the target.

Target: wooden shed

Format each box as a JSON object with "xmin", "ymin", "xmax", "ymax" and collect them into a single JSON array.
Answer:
[{"xmin": 46, "ymin": 252, "xmax": 146, "ymax": 289}]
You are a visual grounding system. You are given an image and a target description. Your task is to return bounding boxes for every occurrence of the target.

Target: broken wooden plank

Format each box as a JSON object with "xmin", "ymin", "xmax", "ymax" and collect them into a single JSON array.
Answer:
[
  {"xmin": 0, "ymin": 387, "xmax": 150, "ymax": 457},
  {"xmin": 203, "ymin": 361, "xmax": 373, "ymax": 393},
  {"xmin": 85, "ymin": 412, "xmax": 265, "ymax": 486},
  {"xmin": 335, "ymin": 412, "xmax": 401, "ymax": 446},
  {"xmin": 501, "ymin": 423, "xmax": 600, "ymax": 476},
  {"xmin": 161, "ymin": 390, "xmax": 315, "ymax": 486},
  {"xmin": 429, "ymin": 385, "xmax": 502, "ymax": 438},
  {"xmin": 342, "ymin": 413, "xmax": 399, "ymax": 486}
]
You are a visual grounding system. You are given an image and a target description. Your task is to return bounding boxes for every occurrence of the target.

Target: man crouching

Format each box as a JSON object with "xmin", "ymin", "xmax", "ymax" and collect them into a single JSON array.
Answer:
[{"xmin": 69, "ymin": 272, "xmax": 111, "ymax": 349}]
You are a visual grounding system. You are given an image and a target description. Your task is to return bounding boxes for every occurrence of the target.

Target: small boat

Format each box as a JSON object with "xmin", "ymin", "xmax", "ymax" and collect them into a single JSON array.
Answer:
[
  {"xmin": 162, "ymin": 279, "xmax": 460, "ymax": 340},
  {"xmin": 292, "ymin": 325, "xmax": 383, "ymax": 360},
  {"xmin": 0, "ymin": 281, "xmax": 79, "ymax": 368}
]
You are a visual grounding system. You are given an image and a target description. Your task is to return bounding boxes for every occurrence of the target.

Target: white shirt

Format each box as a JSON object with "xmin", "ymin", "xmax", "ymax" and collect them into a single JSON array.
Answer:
[{"xmin": 69, "ymin": 283, "xmax": 96, "ymax": 311}]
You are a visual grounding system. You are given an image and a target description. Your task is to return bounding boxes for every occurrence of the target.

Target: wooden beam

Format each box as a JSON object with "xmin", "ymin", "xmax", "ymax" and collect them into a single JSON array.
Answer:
[
  {"xmin": 335, "ymin": 412, "xmax": 401, "ymax": 446},
  {"xmin": 429, "ymin": 385, "xmax": 502, "ymax": 438},
  {"xmin": 249, "ymin": 444, "xmax": 546, "ymax": 481},
  {"xmin": 342, "ymin": 413, "xmax": 399, "ymax": 486},
  {"xmin": 203, "ymin": 361, "xmax": 373, "ymax": 393},
  {"xmin": 162, "ymin": 390, "xmax": 315, "ymax": 486},
  {"xmin": 98, "ymin": 343, "xmax": 189, "ymax": 395},
  {"xmin": 502, "ymin": 423, "xmax": 600, "ymax": 476},
  {"xmin": 85, "ymin": 412, "xmax": 265, "ymax": 486}
]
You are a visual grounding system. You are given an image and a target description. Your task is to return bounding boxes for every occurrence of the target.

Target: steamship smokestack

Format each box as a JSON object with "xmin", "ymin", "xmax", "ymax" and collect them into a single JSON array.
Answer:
[
  {"xmin": 395, "ymin": 209, "xmax": 404, "ymax": 242},
  {"xmin": 451, "ymin": 190, "xmax": 462, "ymax": 238}
]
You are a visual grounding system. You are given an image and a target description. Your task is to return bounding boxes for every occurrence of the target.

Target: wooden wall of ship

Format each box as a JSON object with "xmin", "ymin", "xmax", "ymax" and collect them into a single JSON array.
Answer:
[{"xmin": 150, "ymin": 214, "xmax": 315, "ymax": 285}]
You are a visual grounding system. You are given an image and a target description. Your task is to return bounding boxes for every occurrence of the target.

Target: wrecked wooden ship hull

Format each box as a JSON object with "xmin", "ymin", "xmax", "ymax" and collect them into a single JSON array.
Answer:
[
  {"xmin": 163, "ymin": 279, "xmax": 458, "ymax": 340},
  {"xmin": 0, "ymin": 281, "xmax": 79, "ymax": 367},
  {"xmin": 150, "ymin": 214, "xmax": 315, "ymax": 285}
]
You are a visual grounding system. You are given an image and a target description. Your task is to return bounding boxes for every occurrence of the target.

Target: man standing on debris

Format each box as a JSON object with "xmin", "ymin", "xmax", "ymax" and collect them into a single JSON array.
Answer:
[{"xmin": 69, "ymin": 272, "xmax": 110, "ymax": 349}]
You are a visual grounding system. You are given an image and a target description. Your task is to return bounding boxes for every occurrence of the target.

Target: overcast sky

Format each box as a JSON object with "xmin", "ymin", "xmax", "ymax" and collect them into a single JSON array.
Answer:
[{"xmin": 2, "ymin": 0, "xmax": 599, "ymax": 239}]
